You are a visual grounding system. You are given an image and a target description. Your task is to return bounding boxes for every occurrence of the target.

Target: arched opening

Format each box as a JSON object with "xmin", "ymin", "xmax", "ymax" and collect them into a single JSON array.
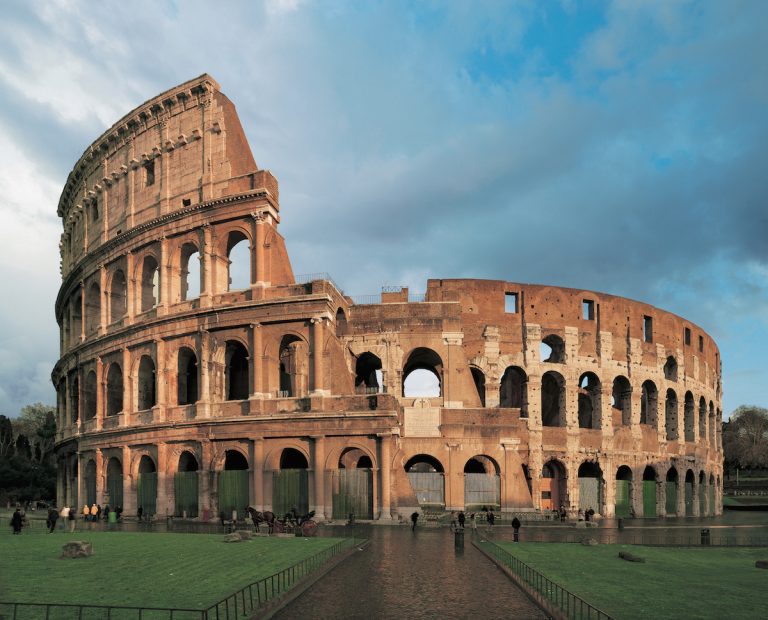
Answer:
[
  {"xmin": 227, "ymin": 232, "xmax": 250, "ymax": 291},
  {"xmin": 219, "ymin": 450, "xmax": 249, "ymax": 520},
  {"xmin": 177, "ymin": 347, "xmax": 198, "ymax": 405},
  {"xmin": 500, "ymin": 366, "xmax": 527, "ymax": 414},
  {"xmin": 578, "ymin": 372, "xmax": 601, "ymax": 429},
  {"xmin": 665, "ymin": 389, "xmax": 678, "ymax": 440},
  {"xmin": 84, "ymin": 371, "xmax": 97, "ymax": 420},
  {"xmin": 335, "ymin": 308, "xmax": 347, "ymax": 337},
  {"xmin": 698, "ymin": 470, "xmax": 707, "ymax": 516},
  {"xmin": 464, "ymin": 455, "xmax": 500, "ymax": 510},
  {"xmin": 84, "ymin": 460, "xmax": 97, "ymax": 507},
  {"xmin": 708, "ymin": 473, "xmax": 715, "ymax": 515},
  {"xmin": 405, "ymin": 454, "xmax": 445, "ymax": 508},
  {"xmin": 541, "ymin": 460, "xmax": 566, "ymax": 511},
  {"xmin": 85, "ymin": 282, "xmax": 100, "ymax": 336},
  {"xmin": 332, "ymin": 448, "xmax": 373, "ymax": 519},
  {"xmin": 615, "ymin": 465, "xmax": 633, "ymax": 518},
  {"xmin": 273, "ymin": 448, "xmax": 309, "ymax": 516},
  {"xmin": 612, "ymin": 376, "xmax": 632, "ymax": 427},
  {"xmin": 225, "ymin": 341, "xmax": 249, "ymax": 401},
  {"xmin": 137, "ymin": 356, "xmax": 156, "ymax": 411},
  {"xmin": 180, "ymin": 243, "xmax": 201, "ymax": 301},
  {"xmin": 541, "ymin": 371, "xmax": 565, "ymax": 427},
  {"xmin": 642, "ymin": 466, "xmax": 657, "ymax": 518},
  {"xmin": 137, "ymin": 455, "xmax": 157, "ymax": 519},
  {"xmin": 402, "ymin": 348, "xmax": 443, "ymax": 398},
  {"xmin": 278, "ymin": 335, "xmax": 307, "ymax": 398},
  {"xmin": 665, "ymin": 467, "xmax": 679, "ymax": 516},
  {"xmin": 69, "ymin": 376, "xmax": 79, "ymax": 423},
  {"xmin": 109, "ymin": 269, "xmax": 127, "ymax": 323},
  {"xmin": 708, "ymin": 402, "xmax": 715, "ymax": 446},
  {"xmin": 578, "ymin": 462, "xmax": 603, "ymax": 513},
  {"xmin": 640, "ymin": 380, "xmax": 658, "ymax": 427},
  {"xmin": 541, "ymin": 334, "xmax": 565, "ymax": 363},
  {"xmin": 698, "ymin": 397, "xmax": 707, "ymax": 442},
  {"xmin": 106, "ymin": 457, "xmax": 123, "ymax": 510},
  {"xmin": 470, "ymin": 367, "xmax": 486, "ymax": 407},
  {"xmin": 355, "ymin": 352, "xmax": 383, "ymax": 394},
  {"xmin": 684, "ymin": 469, "xmax": 695, "ymax": 516},
  {"xmin": 106, "ymin": 363, "xmax": 123, "ymax": 416},
  {"xmin": 664, "ymin": 356, "xmax": 678, "ymax": 381},
  {"xmin": 71, "ymin": 293, "xmax": 82, "ymax": 345},
  {"xmin": 684, "ymin": 392, "xmax": 695, "ymax": 442},
  {"xmin": 140, "ymin": 256, "xmax": 160, "ymax": 312},
  {"xmin": 175, "ymin": 451, "xmax": 199, "ymax": 518}
]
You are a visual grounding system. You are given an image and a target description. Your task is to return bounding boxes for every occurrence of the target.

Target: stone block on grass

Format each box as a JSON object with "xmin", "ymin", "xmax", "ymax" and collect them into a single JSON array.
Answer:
[
  {"xmin": 755, "ymin": 560, "xmax": 768, "ymax": 569},
  {"xmin": 619, "ymin": 551, "xmax": 645, "ymax": 563},
  {"xmin": 62, "ymin": 541, "xmax": 93, "ymax": 558}
]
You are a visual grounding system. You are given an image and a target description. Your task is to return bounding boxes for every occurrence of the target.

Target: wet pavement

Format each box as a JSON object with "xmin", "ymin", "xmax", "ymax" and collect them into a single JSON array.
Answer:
[{"xmin": 274, "ymin": 525, "xmax": 546, "ymax": 620}]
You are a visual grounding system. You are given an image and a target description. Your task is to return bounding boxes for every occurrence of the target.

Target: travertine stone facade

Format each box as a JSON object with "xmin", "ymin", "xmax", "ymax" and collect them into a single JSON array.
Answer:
[{"xmin": 53, "ymin": 75, "xmax": 723, "ymax": 520}]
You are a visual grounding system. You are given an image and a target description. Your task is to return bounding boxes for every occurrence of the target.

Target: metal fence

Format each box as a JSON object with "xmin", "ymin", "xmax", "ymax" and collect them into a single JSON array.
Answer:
[
  {"xmin": 0, "ymin": 538, "xmax": 358, "ymax": 620},
  {"xmin": 491, "ymin": 528, "xmax": 768, "ymax": 547},
  {"xmin": 479, "ymin": 540, "xmax": 614, "ymax": 620}
]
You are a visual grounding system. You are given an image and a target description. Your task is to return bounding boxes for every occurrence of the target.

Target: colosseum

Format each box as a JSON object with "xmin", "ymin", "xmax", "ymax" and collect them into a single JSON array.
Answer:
[{"xmin": 53, "ymin": 74, "xmax": 723, "ymax": 523}]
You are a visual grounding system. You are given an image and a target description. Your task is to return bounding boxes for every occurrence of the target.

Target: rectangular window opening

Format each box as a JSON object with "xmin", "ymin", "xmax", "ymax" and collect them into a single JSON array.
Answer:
[
  {"xmin": 144, "ymin": 160, "xmax": 155, "ymax": 187},
  {"xmin": 643, "ymin": 315, "xmax": 653, "ymax": 343},
  {"xmin": 582, "ymin": 299, "xmax": 595, "ymax": 321},
  {"xmin": 699, "ymin": 335, "xmax": 704, "ymax": 353},
  {"xmin": 182, "ymin": 198, "xmax": 191, "ymax": 207},
  {"xmin": 505, "ymin": 292, "xmax": 519, "ymax": 314},
  {"xmin": 684, "ymin": 327, "xmax": 691, "ymax": 346}
]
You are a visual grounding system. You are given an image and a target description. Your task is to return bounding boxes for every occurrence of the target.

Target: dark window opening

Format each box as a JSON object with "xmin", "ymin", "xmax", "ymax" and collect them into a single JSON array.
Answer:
[
  {"xmin": 500, "ymin": 366, "xmax": 527, "ymax": 413},
  {"xmin": 643, "ymin": 315, "xmax": 653, "ymax": 343},
  {"xmin": 178, "ymin": 347, "xmax": 198, "ymax": 405},
  {"xmin": 541, "ymin": 371, "xmax": 565, "ymax": 427},
  {"xmin": 355, "ymin": 352, "xmax": 383, "ymax": 393},
  {"xmin": 541, "ymin": 334, "xmax": 565, "ymax": 363},
  {"xmin": 106, "ymin": 363, "xmax": 123, "ymax": 416},
  {"xmin": 698, "ymin": 335, "xmax": 704, "ymax": 353},
  {"xmin": 225, "ymin": 341, "xmax": 249, "ymax": 400},
  {"xmin": 144, "ymin": 160, "xmax": 155, "ymax": 186},
  {"xmin": 280, "ymin": 448, "xmax": 308, "ymax": 470},
  {"xmin": 137, "ymin": 355, "xmax": 156, "ymax": 410},
  {"xmin": 182, "ymin": 198, "xmax": 191, "ymax": 207},
  {"xmin": 470, "ymin": 367, "xmax": 486, "ymax": 407},
  {"xmin": 684, "ymin": 327, "xmax": 691, "ymax": 346},
  {"xmin": 582, "ymin": 300, "xmax": 595, "ymax": 321},
  {"xmin": 664, "ymin": 356, "xmax": 678, "ymax": 382},
  {"xmin": 504, "ymin": 292, "xmax": 518, "ymax": 314}
]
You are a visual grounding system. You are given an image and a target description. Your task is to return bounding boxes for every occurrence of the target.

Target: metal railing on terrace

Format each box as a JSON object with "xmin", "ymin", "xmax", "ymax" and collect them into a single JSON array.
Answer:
[
  {"xmin": 349, "ymin": 292, "xmax": 427, "ymax": 305},
  {"xmin": 479, "ymin": 540, "xmax": 614, "ymax": 620},
  {"xmin": 294, "ymin": 272, "xmax": 344, "ymax": 294}
]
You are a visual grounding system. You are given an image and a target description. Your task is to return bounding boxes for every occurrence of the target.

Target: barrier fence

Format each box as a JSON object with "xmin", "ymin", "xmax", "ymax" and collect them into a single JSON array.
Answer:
[
  {"xmin": 479, "ymin": 540, "xmax": 614, "ymax": 620},
  {"xmin": 0, "ymin": 538, "xmax": 358, "ymax": 620}
]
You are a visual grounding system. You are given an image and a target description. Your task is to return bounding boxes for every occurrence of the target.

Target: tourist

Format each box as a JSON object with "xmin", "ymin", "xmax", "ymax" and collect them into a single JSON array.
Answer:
[
  {"xmin": 59, "ymin": 505, "xmax": 70, "ymax": 530},
  {"xmin": 512, "ymin": 516, "xmax": 521, "ymax": 542},
  {"xmin": 47, "ymin": 507, "xmax": 59, "ymax": 533},
  {"xmin": 115, "ymin": 505, "xmax": 123, "ymax": 521},
  {"xmin": 578, "ymin": 509, "xmax": 585, "ymax": 521},
  {"xmin": 458, "ymin": 511, "xmax": 465, "ymax": 529},
  {"xmin": 137, "ymin": 506, "xmax": 144, "ymax": 522},
  {"xmin": 587, "ymin": 508, "xmax": 595, "ymax": 522},
  {"xmin": 11, "ymin": 508, "xmax": 23, "ymax": 534},
  {"xmin": 449, "ymin": 511, "xmax": 457, "ymax": 531},
  {"xmin": 82, "ymin": 505, "xmax": 89, "ymax": 521},
  {"xmin": 559, "ymin": 505, "xmax": 566, "ymax": 522},
  {"xmin": 96, "ymin": 504, "xmax": 102, "ymax": 521},
  {"xmin": 90, "ymin": 503, "xmax": 98, "ymax": 522},
  {"xmin": 103, "ymin": 505, "xmax": 110, "ymax": 521},
  {"xmin": 68, "ymin": 507, "xmax": 76, "ymax": 532},
  {"xmin": 410, "ymin": 511, "xmax": 419, "ymax": 531},
  {"xmin": 470, "ymin": 512, "xmax": 477, "ymax": 530}
]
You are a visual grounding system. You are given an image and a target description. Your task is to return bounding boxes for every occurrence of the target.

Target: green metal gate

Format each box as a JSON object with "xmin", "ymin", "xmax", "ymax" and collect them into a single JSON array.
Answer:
[
  {"xmin": 218, "ymin": 470, "xmax": 249, "ymax": 520},
  {"xmin": 699, "ymin": 484, "xmax": 707, "ymax": 515},
  {"xmin": 106, "ymin": 473, "xmax": 123, "ymax": 509},
  {"xmin": 174, "ymin": 472, "xmax": 199, "ymax": 517},
  {"xmin": 407, "ymin": 472, "xmax": 444, "ymax": 508},
  {"xmin": 137, "ymin": 472, "xmax": 157, "ymax": 517},
  {"xmin": 615, "ymin": 480, "xmax": 631, "ymax": 518},
  {"xmin": 642, "ymin": 481, "xmax": 656, "ymax": 517},
  {"xmin": 272, "ymin": 470, "xmax": 309, "ymax": 517},
  {"xmin": 579, "ymin": 477, "xmax": 601, "ymax": 512},
  {"xmin": 685, "ymin": 482, "xmax": 694, "ymax": 516},
  {"xmin": 665, "ymin": 482, "xmax": 677, "ymax": 516},
  {"xmin": 85, "ymin": 469, "xmax": 96, "ymax": 507},
  {"xmin": 464, "ymin": 473, "xmax": 500, "ymax": 510},
  {"xmin": 708, "ymin": 485, "xmax": 715, "ymax": 515},
  {"xmin": 331, "ymin": 469, "xmax": 372, "ymax": 519}
]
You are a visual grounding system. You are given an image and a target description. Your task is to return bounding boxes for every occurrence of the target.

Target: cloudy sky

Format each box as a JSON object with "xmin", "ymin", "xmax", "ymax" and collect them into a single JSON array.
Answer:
[{"xmin": 0, "ymin": 0, "xmax": 765, "ymax": 417}]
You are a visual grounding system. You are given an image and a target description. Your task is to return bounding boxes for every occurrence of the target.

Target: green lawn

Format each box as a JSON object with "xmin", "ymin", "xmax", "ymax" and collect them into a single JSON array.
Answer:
[
  {"xmin": 0, "ymin": 532, "xmax": 347, "ymax": 611},
  {"xmin": 492, "ymin": 542, "xmax": 768, "ymax": 620}
]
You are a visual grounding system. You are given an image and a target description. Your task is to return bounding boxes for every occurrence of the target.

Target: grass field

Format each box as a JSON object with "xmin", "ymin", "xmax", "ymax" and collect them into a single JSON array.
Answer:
[
  {"xmin": 0, "ymin": 531, "xmax": 347, "ymax": 610},
  {"xmin": 494, "ymin": 542, "xmax": 768, "ymax": 620}
]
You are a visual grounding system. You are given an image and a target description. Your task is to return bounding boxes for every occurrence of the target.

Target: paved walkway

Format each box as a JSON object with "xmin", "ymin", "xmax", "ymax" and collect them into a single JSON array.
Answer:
[{"xmin": 275, "ymin": 526, "xmax": 546, "ymax": 619}]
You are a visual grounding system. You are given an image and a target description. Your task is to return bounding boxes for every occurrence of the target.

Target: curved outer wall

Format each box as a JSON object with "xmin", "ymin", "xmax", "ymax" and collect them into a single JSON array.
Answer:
[{"xmin": 53, "ymin": 75, "xmax": 723, "ymax": 520}]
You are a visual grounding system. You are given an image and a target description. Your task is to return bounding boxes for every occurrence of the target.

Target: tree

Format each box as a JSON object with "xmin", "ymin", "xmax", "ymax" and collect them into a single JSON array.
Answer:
[
  {"xmin": 723, "ymin": 405, "xmax": 768, "ymax": 470},
  {"xmin": 0, "ymin": 415, "xmax": 14, "ymax": 458},
  {"xmin": 15, "ymin": 403, "xmax": 57, "ymax": 464}
]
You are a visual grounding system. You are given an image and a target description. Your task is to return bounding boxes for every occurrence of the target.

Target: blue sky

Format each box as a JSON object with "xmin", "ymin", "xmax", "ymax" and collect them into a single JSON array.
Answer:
[{"xmin": 0, "ymin": 0, "xmax": 765, "ymax": 417}]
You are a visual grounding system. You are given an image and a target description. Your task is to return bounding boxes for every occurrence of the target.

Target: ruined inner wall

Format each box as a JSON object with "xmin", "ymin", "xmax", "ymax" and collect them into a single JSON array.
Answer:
[{"xmin": 53, "ymin": 76, "xmax": 723, "ymax": 521}]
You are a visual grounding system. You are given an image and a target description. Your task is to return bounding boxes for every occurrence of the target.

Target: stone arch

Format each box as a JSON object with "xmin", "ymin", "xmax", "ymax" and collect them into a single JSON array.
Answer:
[
  {"xmin": 109, "ymin": 268, "xmax": 127, "ymax": 323},
  {"xmin": 225, "ymin": 229, "xmax": 251, "ymax": 291},
  {"xmin": 140, "ymin": 255, "xmax": 160, "ymax": 312},
  {"xmin": 708, "ymin": 401, "xmax": 715, "ymax": 445},
  {"xmin": 84, "ymin": 459, "xmax": 97, "ymax": 506},
  {"xmin": 698, "ymin": 396, "xmax": 707, "ymax": 442},
  {"xmin": 578, "ymin": 372, "xmax": 601, "ymax": 429},
  {"xmin": 665, "ymin": 466, "xmax": 679, "ymax": 516},
  {"xmin": 137, "ymin": 454, "xmax": 158, "ymax": 518},
  {"xmin": 70, "ymin": 290, "xmax": 83, "ymax": 345},
  {"xmin": 335, "ymin": 307, "xmax": 347, "ymax": 337},
  {"xmin": 464, "ymin": 455, "xmax": 501, "ymax": 510},
  {"xmin": 640, "ymin": 380, "xmax": 658, "ymax": 427},
  {"xmin": 175, "ymin": 450, "xmax": 200, "ymax": 518},
  {"xmin": 541, "ymin": 334, "xmax": 565, "ymax": 363},
  {"xmin": 402, "ymin": 347, "xmax": 443, "ymax": 398},
  {"xmin": 106, "ymin": 362, "xmax": 123, "ymax": 416},
  {"xmin": 664, "ymin": 356, "xmax": 678, "ymax": 381},
  {"xmin": 225, "ymin": 340, "xmax": 249, "ymax": 401},
  {"xmin": 615, "ymin": 465, "xmax": 633, "ymax": 518},
  {"xmin": 355, "ymin": 352, "xmax": 383, "ymax": 393},
  {"xmin": 405, "ymin": 454, "xmax": 445, "ymax": 508},
  {"xmin": 273, "ymin": 447, "xmax": 310, "ymax": 516},
  {"xmin": 500, "ymin": 366, "xmax": 527, "ymax": 413},
  {"xmin": 541, "ymin": 459, "xmax": 567, "ymax": 511},
  {"xmin": 278, "ymin": 334, "xmax": 309, "ymax": 397},
  {"xmin": 177, "ymin": 346, "xmax": 199, "ymax": 405},
  {"xmin": 106, "ymin": 457, "xmax": 123, "ymax": 509},
  {"xmin": 264, "ymin": 442, "xmax": 311, "ymax": 472},
  {"xmin": 665, "ymin": 389, "xmax": 678, "ymax": 440},
  {"xmin": 612, "ymin": 375, "xmax": 632, "ymax": 427},
  {"xmin": 541, "ymin": 371, "xmax": 566, "ymax": 427},
  {"xmin": 83, "ymin": 370, "xmax": 97, "ymax": 420},
  {"xmin": 684, "ymin": 468, "xmax": 695, "ymax": 516},
  {"xmin": 684, "ymin": 391, "xmax": 695, "ymax": 442},
  {"xmin": 327, "ymin": 443, "xmax": 377, "ymax": 470},
  {"xmin": 136, "ymin": 355, "xmax": 156, "ymax": 411},
  {"xmin": 578, "ymin": 461, "xmax": 603, "ymax": 513},
  {"xmin": 642, "ymin": 465, "xmax": 658, "ymax": 517},
  {"xmin": 179, "ymin": 241, "xmax": 201, "ymax": 301},
  {"xmin": 470, "ymin": 366, "xmax": 486, "ymax": 407},
  {"xmin": 84, "ymin": 281, "xmax": 100, "ymax": 336}
]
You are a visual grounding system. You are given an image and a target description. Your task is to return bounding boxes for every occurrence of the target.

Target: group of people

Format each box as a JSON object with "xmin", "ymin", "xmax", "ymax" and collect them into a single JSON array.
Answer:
[
  {"xmin": 81, "ymin": 503, "xmax": 123, "ymax": 522},
  {"xmin": 409, "ymin": 506, "xmax": 508, "ymax": 532}
]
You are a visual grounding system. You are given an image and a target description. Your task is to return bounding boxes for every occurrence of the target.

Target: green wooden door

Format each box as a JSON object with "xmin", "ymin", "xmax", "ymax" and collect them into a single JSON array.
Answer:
[
  {"xmin": 332, "ymin": 469, "xmax": 372, "ymax": 519},
  {"xmin": 685, "ymin": 482, "xmax": 694, "ymax": 516},
  {"xmin": 174, "ymin": 472, "xmax": 199, "ymax": 517},
  {"xmin": 272, "ymin": 470, "xmax": 309, "ymax": 517},
  {"xmin": 579, "ymin": 477, "xmax": 601, "ymax": 512},
  {"xmin": 218, "ymin": 470, "xmax": 249, "ymax": 520},
  {"xmin": 137, "ymin": 473, "xmax": 157, "ymax": 517},
  {"xmin": 642, "ymin": 481, "xmax": 657, "ymax": 518},
  {"xmin": 106, "ymin": 473, "xmax": 123, "ymax": 509},
  {"xmin": 615, "ymin": 480, "xmax": 631, "ymax": 518},
  {"xmin": 665, "ymin": 482, "xmax": 677, "ymax": 516}
]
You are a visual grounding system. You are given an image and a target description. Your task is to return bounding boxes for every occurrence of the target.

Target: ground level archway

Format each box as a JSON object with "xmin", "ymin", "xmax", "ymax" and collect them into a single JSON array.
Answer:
[
  {"xmin": 273, "ymin": 448, "xmax": 309, "ymax": 516},
  {"xmin": 219, "ymin": 450, "xmax": 249, "ymax": 520},
  {"xmin": 463, "ymin": 455, "xmax": 500, "ymax": 510},
  {"xmin": 174, "ymin": 451, "xmax": 199, "ymax": 518},
  {"xmin": 331, "ymin": 447, "xmax": 373, "ymax": 520},
  {"xmin": 405, "ymin": 455, "xmax": 445, "ymax": 509}
]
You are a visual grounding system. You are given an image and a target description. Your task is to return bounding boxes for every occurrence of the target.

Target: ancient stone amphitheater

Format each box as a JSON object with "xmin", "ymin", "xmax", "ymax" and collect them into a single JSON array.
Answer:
[{"xmin": 53, "ymin": 75, "xmax": 723, "ymax": 522}]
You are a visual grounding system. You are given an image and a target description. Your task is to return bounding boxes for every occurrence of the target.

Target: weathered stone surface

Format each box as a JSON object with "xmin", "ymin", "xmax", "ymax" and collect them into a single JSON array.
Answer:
[
  {"xmin": 223, "ymin": 533, "xmax": 243, "ymax": 543},
  {"xmin": 581, "ymin": 538, "xmax": 599, "ymax": 546},
  {"xmin": 234, "ymin": 530, "xmax": 252, "ymax": 540},
  {"xmin": 619, "ymin": 551, "xmax": 645, "ymax": 563},
  {"xmin": 62, "ymin": 541, "xmax": 93, "ymax": 558}
]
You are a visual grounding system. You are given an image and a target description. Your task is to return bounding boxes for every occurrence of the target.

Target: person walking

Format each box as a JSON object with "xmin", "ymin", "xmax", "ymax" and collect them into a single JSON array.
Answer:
[
  {"xmin": 449, "ymin": 511, "xmax": 457, "ymax": 531},
  {"xmin": 82, "ymin": 505, "xmax": 90, "ymax": 522},
  {"xmin": 59, "ymin": 505, "xmax": 70, "ymax": 530},
  {"xmin": 47, "ymin": 507, "xmax": 59, "ymax": 533},
  {"xmin": 10, "ymin": 508, "xmax": 23, "ymax": 534},
  {"xmin": 90, "ymin": 503, "xmax": 98, "ymax": 522},
  {"xmin": 458, "ymin": 511, "xmax": 465, "ymax": 529},
  {"xmin": 487, "ymin": 509, "xmax": 495, "ymax": 527},
  {"xmin": 470, "ymin": 512, "xmax": 477, "ymax": 531},
  {"xmin": 410, "ymin": 511, "xmax": 419, "ymax": 531},
  {"xmin": 68, "ymin": 506, "xmax": 76, "ymax": 532},
  {"xmin": 512, "ymin": 516, "xmax": 521, "ymax": 542}
]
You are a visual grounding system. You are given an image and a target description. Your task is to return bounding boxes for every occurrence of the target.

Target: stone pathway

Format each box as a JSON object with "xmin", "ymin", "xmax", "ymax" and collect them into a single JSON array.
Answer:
[{"xmin": 275, "ymin": 526, "xmax": 546, "ymax": 619}]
